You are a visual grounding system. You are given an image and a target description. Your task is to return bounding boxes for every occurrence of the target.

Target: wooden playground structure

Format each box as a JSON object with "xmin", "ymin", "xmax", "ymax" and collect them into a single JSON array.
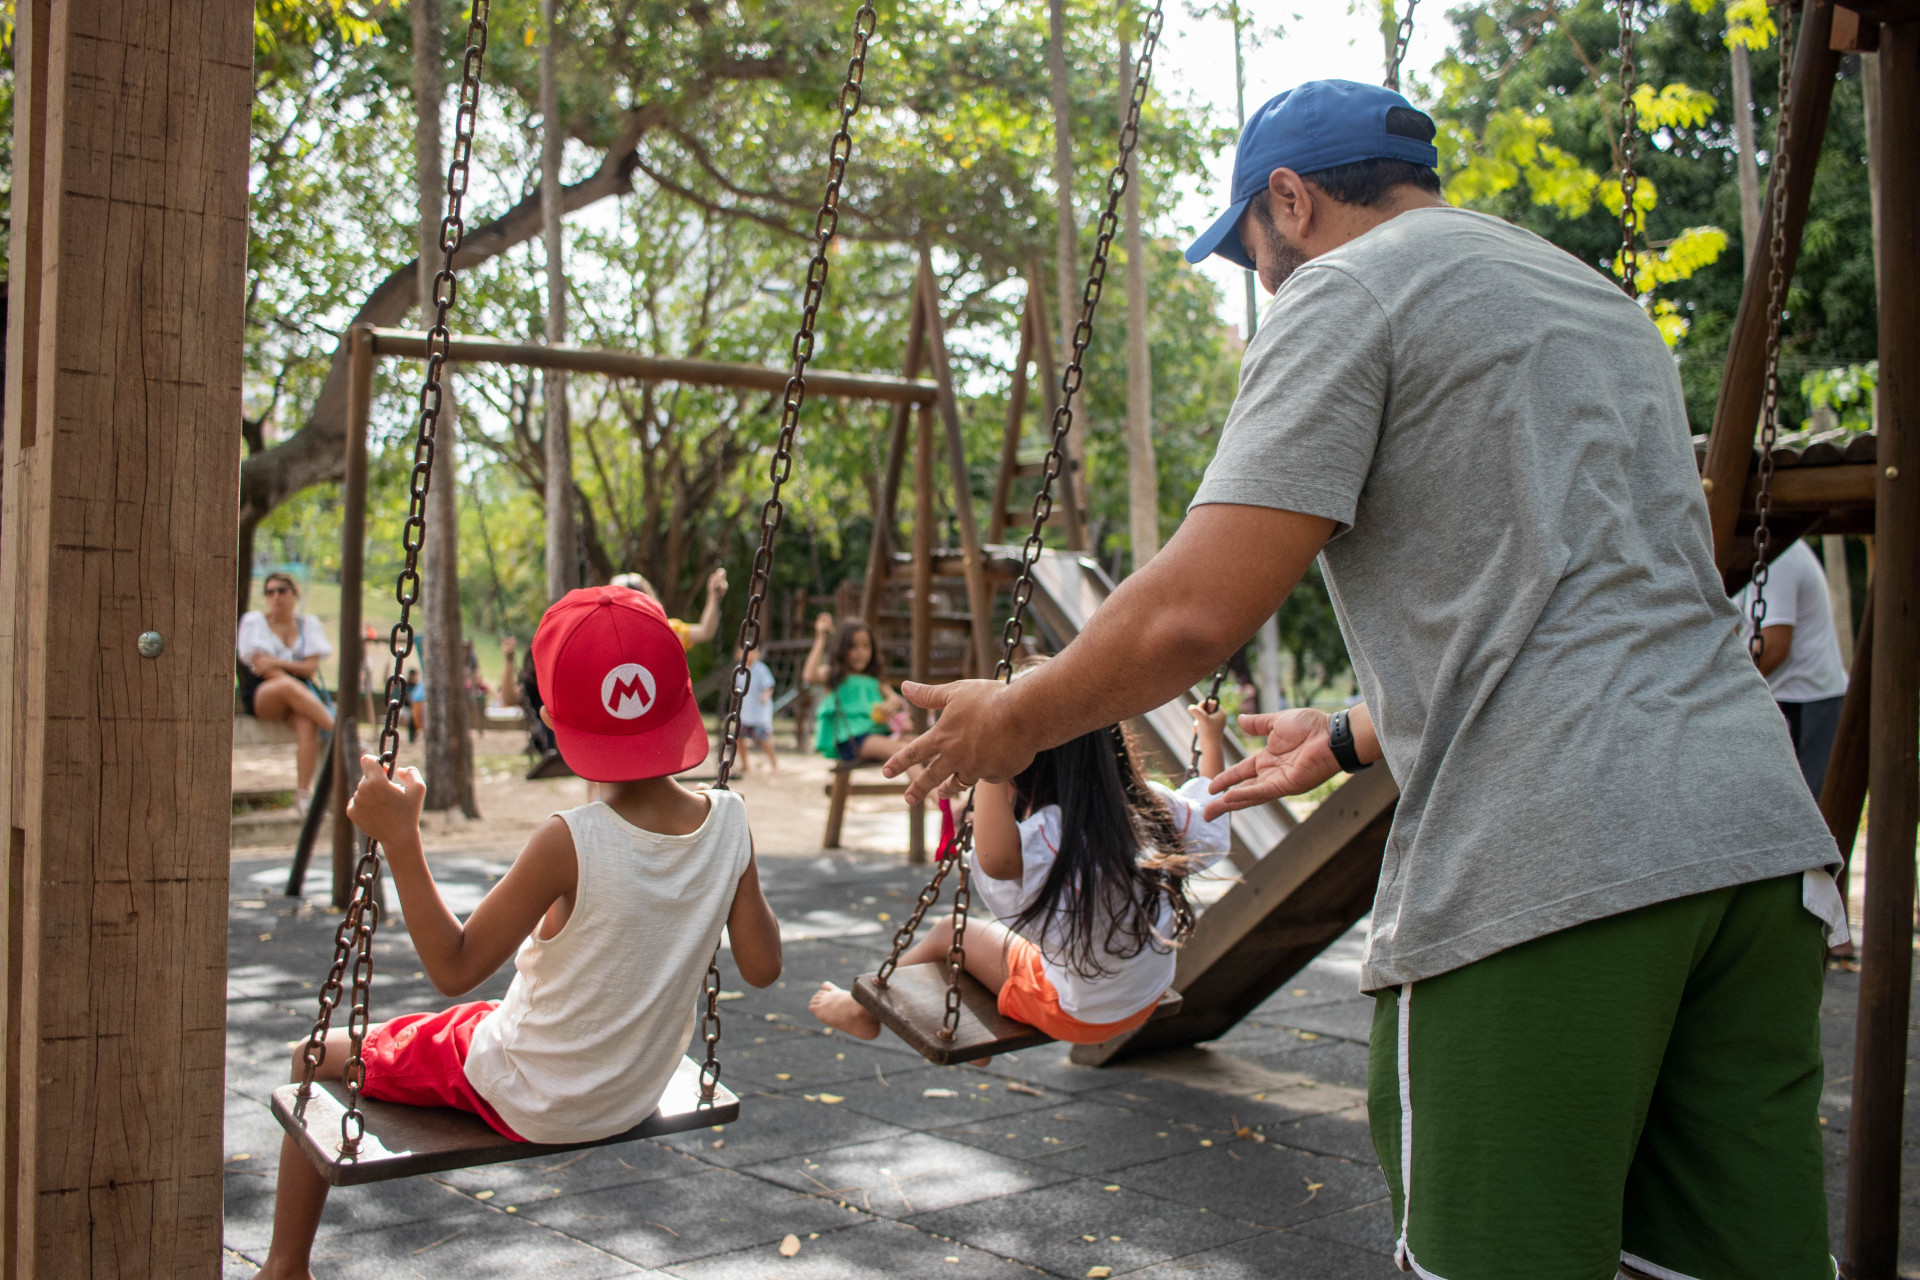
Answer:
[{"xmin": 1, "ymin": 0, "xmax": 1917, "ymax": 1275}]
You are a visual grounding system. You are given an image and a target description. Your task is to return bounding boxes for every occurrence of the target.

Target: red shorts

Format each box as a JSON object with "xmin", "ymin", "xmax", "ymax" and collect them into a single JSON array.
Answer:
[
  {"xmin": 360, "ymin": 1000, "xmax": 524, "ymax": 1141},
  {"xmin": 996, "ymin": 936, "xmax": 1162, "ymax": 1045}
]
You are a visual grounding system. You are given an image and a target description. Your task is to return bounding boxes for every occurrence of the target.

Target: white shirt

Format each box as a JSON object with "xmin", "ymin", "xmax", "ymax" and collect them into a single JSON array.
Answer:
[
  {"xmin": 970, "ymin": 777, "xmax": 1230, "ymax": 1024},
  {"xmin": 1732, "ymin": 540, "xmax": 1850, "ymax": 703},
  {"xmin": 236, "ymin": 610, "xmax": 332, "ymax": 665},
  {"xmin": 739, "ymin": 661, "xmax": 776, "ymax": 729},
  {"xmin": 464, "ymin": 791, "xmax": 752, "ymax": 1144}
]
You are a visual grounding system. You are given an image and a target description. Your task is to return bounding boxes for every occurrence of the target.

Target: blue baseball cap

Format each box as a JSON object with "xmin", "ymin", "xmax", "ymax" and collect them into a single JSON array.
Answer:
[{"xmin": 1185, "ymin": 80, "xmax": 1440, "ymax": 271}]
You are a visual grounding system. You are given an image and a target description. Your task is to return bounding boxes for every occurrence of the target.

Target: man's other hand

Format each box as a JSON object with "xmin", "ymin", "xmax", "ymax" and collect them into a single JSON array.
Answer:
[{"xmin": 1203, "ymin": 709, "xmax": 1341, "ymax": 821}]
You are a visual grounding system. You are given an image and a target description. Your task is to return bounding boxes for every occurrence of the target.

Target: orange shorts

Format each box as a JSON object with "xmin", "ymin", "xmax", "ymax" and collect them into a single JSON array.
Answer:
[
  {"xmin": 996, "ymin": 935, "xmax": 1162, "ymax": 1045},
  {"xmin": 361, "ymin": 1000, "xmax": 524, "ymax": 1141}
]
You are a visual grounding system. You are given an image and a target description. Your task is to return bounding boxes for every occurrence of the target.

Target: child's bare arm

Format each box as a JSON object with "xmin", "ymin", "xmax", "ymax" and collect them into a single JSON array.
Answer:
[
  {"xmin": 969, "ymin": 781, "xmax": 1024, "ymax": 881},
  {"xmin": 1189, "ymin": 702, "xmax": 1228, "ymax": 779},
  {"xmin": 724, "ymin": 843, "xmax": 781, "ymax": 988},
  {"xmin": 347, "ymin": 755, "xmax": 574, "ymax": 996}
]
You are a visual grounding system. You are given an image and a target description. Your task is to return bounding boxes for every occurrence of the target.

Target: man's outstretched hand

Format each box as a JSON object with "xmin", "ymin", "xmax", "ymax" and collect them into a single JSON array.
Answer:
[
  {"xmin": 1203, "ymin": 708, "xmax": 1342, "ymax": 821},
  {"xmin": 883, "ymin": 679, "xmax": 1035, "ymax": 805}
]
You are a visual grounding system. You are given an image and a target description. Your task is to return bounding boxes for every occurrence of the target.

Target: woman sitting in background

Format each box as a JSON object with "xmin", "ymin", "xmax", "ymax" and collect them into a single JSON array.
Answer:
[{"xmin": 236, "ymin": 572, "xmax": 336, "ymax": 814}]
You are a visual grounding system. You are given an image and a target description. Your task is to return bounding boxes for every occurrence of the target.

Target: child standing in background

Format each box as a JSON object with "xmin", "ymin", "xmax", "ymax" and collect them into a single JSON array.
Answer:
[{"xmin": 733, "ymin": 643, "xmax": 779, "ymax": 775}]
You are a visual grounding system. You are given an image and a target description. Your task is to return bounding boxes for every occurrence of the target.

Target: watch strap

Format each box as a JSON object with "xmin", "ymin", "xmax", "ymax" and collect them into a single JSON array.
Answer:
[{"xmin": 1328, "ymin": 709, "xmax": 1370, "ymax": 774}]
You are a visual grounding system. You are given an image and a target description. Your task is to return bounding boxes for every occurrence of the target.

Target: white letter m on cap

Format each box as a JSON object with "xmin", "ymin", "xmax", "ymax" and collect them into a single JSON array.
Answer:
[{"xmin": 601, "ymin": 663, "xmax": 656, "ymax": 719}]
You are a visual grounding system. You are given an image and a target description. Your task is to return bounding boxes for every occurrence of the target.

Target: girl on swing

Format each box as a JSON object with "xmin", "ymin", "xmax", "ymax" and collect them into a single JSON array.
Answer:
[
  {"xmin": 260, "ymin": 587, "xmax": 782, "ymax": 1280},
  {"xmin": 811, "ymin": 663, "xmax": 1232, "ymax": 1048}
]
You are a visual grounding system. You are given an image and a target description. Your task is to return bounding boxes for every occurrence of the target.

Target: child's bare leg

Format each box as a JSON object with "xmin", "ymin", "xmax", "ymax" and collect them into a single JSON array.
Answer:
[
  {"xmin": 809, "ymin": 915, "xmax": 1018, "ymax": 1057},
  {"xmin": 259, "ymin": 1028, "xmax": 351, "ymax": 1280}
]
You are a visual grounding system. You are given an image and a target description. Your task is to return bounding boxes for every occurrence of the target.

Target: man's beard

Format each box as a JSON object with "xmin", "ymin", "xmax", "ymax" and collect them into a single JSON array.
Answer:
[{"xmin": 1254, "ymin": 212, "xmax": 1310, "ymax": 293}]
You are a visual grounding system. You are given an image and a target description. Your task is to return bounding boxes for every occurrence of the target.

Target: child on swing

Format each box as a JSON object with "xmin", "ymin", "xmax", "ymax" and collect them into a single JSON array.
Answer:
[
  {"xmin": 261, "ymin": 586, "xmax": 782, "ymax": 1280},
  {"xmin": 811, "ymin": 666, "xmax": 1231, "ymax": 1048}
]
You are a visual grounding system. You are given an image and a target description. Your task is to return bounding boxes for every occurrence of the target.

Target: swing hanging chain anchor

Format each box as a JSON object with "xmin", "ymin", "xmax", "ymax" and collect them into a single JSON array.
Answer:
[
  {"xmin": 290, "ymin": 0, "xmax": 494, "ymax": 1156},
  {"xmin": 1185, "ymin": 666, "xmax": 1228, "ymax": 782},
  {"xmin": 1749, "ymin": 0, "xmax": 1795, "ymax": 654},
  {"xmin": 715, "ymin": 1, "xmax": 879, "ymax": 793}
]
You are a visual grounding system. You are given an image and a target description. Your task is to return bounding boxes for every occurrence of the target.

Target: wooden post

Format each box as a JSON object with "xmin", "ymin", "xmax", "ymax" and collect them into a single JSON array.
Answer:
[
  {"xmin": 917, "ymin": 249, "xmax": 998, "ymax": 675},
  {"xmin": 0, "ymin": 0, "xmax": 250, "ymax": 1270},
  {"xmin": 1024, "ymin": 263, "xmax": 1088, "ymax": 552},
  {"xmin": 909, "ymin": 404, "xmax": 934, "ymax": 864},
  {"xmin": 1821, "ymin": 595, "xmax": 1873, "ymax": 909},
  {"xmin": 1844, "ymin": 18, "xmax": 1919, "ymax": 1276},
  {"xmin": 333, "ymin": 327, "xmax": 374, "ymax": 908},
  {"xmin": 860, "ymin": 278, "xmax": 928, "ymax": 629},
  {"xmin": 1702, "ymin": 0, "xmax": 1840, "ymax": 569},
  {"xmin": 989, "ymin": 295, "xmax": 1035, "ymax": 546}
]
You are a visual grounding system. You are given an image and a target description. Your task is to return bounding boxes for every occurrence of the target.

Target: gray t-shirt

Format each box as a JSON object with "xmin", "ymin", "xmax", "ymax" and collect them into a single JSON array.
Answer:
[{"xmin": 1193, "ymin": 206, "xmax": 1838, "ymax": 991}]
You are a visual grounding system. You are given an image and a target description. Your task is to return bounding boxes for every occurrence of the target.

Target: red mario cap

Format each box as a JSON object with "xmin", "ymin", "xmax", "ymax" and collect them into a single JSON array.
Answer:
[{"xmin": 531, "ymin": 586, "xmax": 709, "ymax": 781}]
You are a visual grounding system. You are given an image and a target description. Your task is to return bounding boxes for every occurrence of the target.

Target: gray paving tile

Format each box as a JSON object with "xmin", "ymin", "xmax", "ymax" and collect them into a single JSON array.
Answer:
[
  {"xmin": 906, "ymin": 1175, "xmax": 1265, "ymax": 1274},
  {"xmin": 742, "ymin": 1130, "xmax": 1072, "ymax": 1220},
  {"xmin": 719, "ymin": 1024, "xmax": 920, "ymax": 1091},
  {"xmin": 225, "ymin": 1168, "xmax": 501, "ymax": 1256},
  {"xmin": 1254, "ymin": 998, "xmax": 1375, "ymax": 1045},
  {"xmin": 1285, "ymin": 1198, "xmax": 1399, "ymax": 1258},
  {"xmin": 516, "ymin": 1165, "xmax": 853, "ymax": 1268},
  {"xmin": 1263, "ymin": 1106, "xmax": 1379, "ymax": 1165},
  {"xmin": 1107, "ymin": 1142, "xmax": 1389, "ymax": 1230},
  {"xmin": 935, "ymin": 1097, "xmax": 1224, "ymax": 1176},
  {"xmin": 826, "ymin": 1062, "xmax": 1069, "ymax": 1129},
  {"xmin": 653, "ymin": 1089, "xmax": 912, "ymax": 1170},
  {"xmin": 432, "ymin": 1138, "xmax": 703, "ymax": 1198},
  {"xmin": 1219, "ymin": 1036, "xmax": 1374, "ymax": 1093},
  {"xmin": 1122, "ymin": 1227, "xmax": 1398, "ymax": 1278},
  {"xmin": 969, "ymin": 1041, "xmax": 1137, "ymax": 1094},
  {"xmin": 1083, "ymin": 1069, "xmax": 1361, "ymax": 1134},
  {"xmin": 663, "ymin": 1218, "xmax": 1033, "ymax": 1280},
  {"xmin": 1244, "ymin": 967, "xmax": 1369, "ymax": 1016},
  {"xmin": 301, "ymin": 1207, "xmax": 654, "ymax": 1278}
]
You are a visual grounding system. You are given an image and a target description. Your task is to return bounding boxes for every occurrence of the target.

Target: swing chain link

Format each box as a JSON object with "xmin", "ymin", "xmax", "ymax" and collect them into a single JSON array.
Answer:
[
  {"xmin": 943, "ymin": 834, "xmax": 974, "ymax": 1040},
  {"xmin": 716, "ymin": 0, "xmax": 879, "ymax": 791},
  {"xmin": 698, "ymin": 952, "xmax": 724, "ymax": 1103},
  {"xmin": 996, "ymin": 0, "xmax": 1165, "ymax": 683},
  {"xmin": 292, "ymin": 0, "xmax": 493, "ymax": 1157},
  {"xmin": 875, "ymin": 851, "xmax": 958, "ymax": 987},
  {"xmin": 1616, "ymin": 0, "xmax": 1640, "ymax": 296},
  {"xmin": 1385, "ymin": 0, "xmax": 1418, "ymax": 93},
  {"xmin": 1185, "ymin": 667, "xmax": 1228, "ymax": 782},
  {"xmin": 1750, "ymin": 0, "xmax": 1795, "ymax": 655}
]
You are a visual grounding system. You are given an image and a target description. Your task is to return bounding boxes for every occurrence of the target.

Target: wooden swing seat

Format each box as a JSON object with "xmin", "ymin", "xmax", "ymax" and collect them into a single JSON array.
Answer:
[
  {"xmin": 851, "ymin": 961, "xmax": 1181, "ymax": 1065},
  {"xmin": 271, "ymin": 1054, "xmax": 738, "ymax": 1187}
]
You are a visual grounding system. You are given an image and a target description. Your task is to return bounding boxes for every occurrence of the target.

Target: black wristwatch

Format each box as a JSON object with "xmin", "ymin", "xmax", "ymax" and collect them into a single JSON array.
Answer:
[{"xmin": 1328, "ymin": 709, "xmax": 1371, "ymax": 774}]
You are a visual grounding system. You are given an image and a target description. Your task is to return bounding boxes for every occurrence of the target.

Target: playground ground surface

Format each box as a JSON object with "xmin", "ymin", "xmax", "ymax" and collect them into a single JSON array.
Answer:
[{"xmin": 221, "ymin": 738, "xmax": 1915, "ymax": 1279}]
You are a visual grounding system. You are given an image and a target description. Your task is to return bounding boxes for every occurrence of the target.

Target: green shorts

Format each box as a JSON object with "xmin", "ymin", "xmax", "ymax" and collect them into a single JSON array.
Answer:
[{"xmin": 1368, "ymin": 872, "xmax": 1834, "ymax": 1280}]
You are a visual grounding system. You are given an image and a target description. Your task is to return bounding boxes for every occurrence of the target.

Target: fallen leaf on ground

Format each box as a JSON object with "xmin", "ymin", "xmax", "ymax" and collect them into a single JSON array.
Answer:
[
  {"xmin": 1005, "ymin": 1082, "xmax": 1043, "ymax": 1096},
  {"xmin": 718, "ymin": 990, "xmax": 744, "ymax": 1001},
  {"xmin": 779, "ymin": 1234, "xmax": 801, "ymax": 1257},
  {"xmin": 1102, "ymin": 1184, "xmax": 1120, "ymax": 1192},
  {"xmin": 473, "ymin": 1190, "xmax": 494, "ymax": 1201},
  {"xmin": 923, "ymin": 1088, "xmax": 958, "ymax": 1098},
  {"xmin": 1088, "ymin": 1268, "xmax": 1113, "ymax": 1278},
  {"xmin": 817, "ymin": 1093, "xmax": 844, "ymax": 1104},
  {"xmin": 775, "ymin": 1073, "xmax": 792, "ymax": 1081}
]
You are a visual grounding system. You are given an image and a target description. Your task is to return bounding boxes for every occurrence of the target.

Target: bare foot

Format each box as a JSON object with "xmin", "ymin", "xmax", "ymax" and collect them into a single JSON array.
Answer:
[{"xmin": 809, "ymin": 982, "xmax": 882, "ymax": 1040}]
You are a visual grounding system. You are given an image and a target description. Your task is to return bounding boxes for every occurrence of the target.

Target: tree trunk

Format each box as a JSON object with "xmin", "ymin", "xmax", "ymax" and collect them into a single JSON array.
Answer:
[
  {"xmin": 1120, "ymin": 33, "xmax": 1157, "ymax": 568},
  {"xmin": 1049, "ymin": 0, "xmax": 1091, "ymax": 528},
  {"xmin": 1730, "ymin": 41, "xmax": 1763, "ymax": 268},
  {"xmin": 415, "ymin": 0, "xmax": 476, "ymax": 816},
  {"xmin": 541, "ymin": 0, "xmax": 575, "ymax": 604}
]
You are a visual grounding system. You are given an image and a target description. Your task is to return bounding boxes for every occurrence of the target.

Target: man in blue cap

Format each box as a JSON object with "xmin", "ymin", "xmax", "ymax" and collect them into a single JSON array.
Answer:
[{"xmin": 884, "ymin": 79, "xmax": 1842, "ymax": 1278}]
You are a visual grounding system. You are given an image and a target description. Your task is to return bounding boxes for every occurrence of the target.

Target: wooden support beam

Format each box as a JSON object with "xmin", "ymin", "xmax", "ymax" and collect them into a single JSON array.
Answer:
[
  {"xmin": 1741, "ymin": 463, "xmax": 1877, "ymax": 513},
  {"xmin": 1025, "ymin": 260, "xmax": 1088, "ymax": 552},
  {"xmin": 0, "ymin": 0, "xmax": 250, "ymax": 1269},
  {"xmin": 1703, "ymin": 0, "xmax": 1841, "ymax": 570},
  {"xmin": 917, "ymin": 249, "xmax": 998, "ymax": 676},
  {"xmin": 1821, "ymin": 594, "xmax": 1872, "ymax": 899},
  {"xmin": 910, "ymin": 404, "xmax": 935, "ymax": 865},
  {"xmin": 860, "ymin": 279, "xmax": 928, "ymax": 629},
  {"xmin": 332, "ymin": 327, "xmax": 375, "ymax": 908},
  {"xmin": 1844, "ymin": 18, "xmax": 1920, "ymax": 1276},
  {"xmin": 367, "ymin": 328, "xmax": 938, "ymax": 405},
  {"xmin": 989, "ymin": 293, "xmax": 1036, "ymax": 546}
]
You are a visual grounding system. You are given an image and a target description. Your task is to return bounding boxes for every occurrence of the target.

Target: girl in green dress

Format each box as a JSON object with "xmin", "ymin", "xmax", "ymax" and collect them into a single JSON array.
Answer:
[{"xmin": 803, "ymin": 613, "xmax": 913, "ymax": 763}]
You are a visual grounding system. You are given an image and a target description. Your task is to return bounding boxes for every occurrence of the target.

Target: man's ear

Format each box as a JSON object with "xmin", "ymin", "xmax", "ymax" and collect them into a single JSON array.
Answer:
[{"xmin": 1266, "ymin": 167, "xmax": 1314, "ymax": 235}]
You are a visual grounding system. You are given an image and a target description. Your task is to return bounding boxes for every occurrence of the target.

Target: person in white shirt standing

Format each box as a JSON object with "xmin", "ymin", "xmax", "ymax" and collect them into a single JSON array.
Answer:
[
  {"xmin": 1734, "ymin": 539, "xmax": 1852, "ymax": 795},
  {"xmin": 732, "ymin": 642, "xmax": 779, "ymax": 775}
]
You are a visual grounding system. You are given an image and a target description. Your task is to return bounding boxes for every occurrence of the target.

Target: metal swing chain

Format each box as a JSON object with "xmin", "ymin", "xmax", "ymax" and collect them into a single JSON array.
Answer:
[
  {"xmin": 696, "ymin": 0, "xmax": 879, "ymax": 1095},
  {"xmin": 1385, "ymin": 0, "xmax": 1418, "ymax": 93},
  {"xmin": 1185, "ymin": 666, "xmax": 1228, "ymax": 781},
  {"xmin": 714, "ymin": 0, "xmax": 879, "ymax": 795},
  {"xmin": 292, "ymin": 0, "xmax": 493, "ymax": 1157},
  {"xmin": 1616, "ymin": 0, "xmax": 1640, "ymax": 297},
  {"xmin": 1749, "ymin": 0, "xmax": 1796, "ymax": 655},
  {"xmin": 872, "ymin": 0, "xmax": 1168, "ymax": 1044}
]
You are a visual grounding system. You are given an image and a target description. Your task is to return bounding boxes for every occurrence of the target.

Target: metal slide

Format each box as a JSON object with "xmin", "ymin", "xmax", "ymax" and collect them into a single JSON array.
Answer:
[{"xmin": 1009, "ymin": 548, "xmax": 1400, "ymax": 1065}]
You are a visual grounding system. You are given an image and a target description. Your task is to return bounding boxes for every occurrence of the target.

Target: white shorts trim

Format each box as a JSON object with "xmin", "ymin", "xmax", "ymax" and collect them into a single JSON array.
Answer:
[{"xmin": 1620, "ymin": 1251, "xmax": 1703, "ymax": 1280}]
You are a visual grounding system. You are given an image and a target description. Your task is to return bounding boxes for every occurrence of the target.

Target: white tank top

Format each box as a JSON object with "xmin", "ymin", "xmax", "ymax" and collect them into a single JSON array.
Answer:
[{"xmin": 463, "ymin": 789, "xmax": 751, "ymax": 1143}]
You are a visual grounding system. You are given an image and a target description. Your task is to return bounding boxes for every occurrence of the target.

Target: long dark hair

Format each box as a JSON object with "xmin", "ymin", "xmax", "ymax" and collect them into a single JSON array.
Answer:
[
  {"xmin": 827, "ymin": 621, "xmax": 884, "ymax": 690},
  {"xmin": 1006, "ymin": 722, "xmax": 1200, "ymax": 980}
]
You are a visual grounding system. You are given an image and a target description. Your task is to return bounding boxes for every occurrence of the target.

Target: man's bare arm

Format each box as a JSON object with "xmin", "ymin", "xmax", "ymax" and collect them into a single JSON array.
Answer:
[{"xmin": 884, "ymin": 503, "xmax": 1335, "ymax": 804}]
